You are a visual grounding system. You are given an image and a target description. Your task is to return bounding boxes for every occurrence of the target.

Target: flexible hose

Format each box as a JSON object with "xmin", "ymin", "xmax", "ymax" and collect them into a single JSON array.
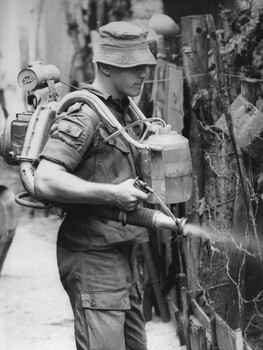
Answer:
[
  {"xmin": 95, "ymin": 206, "xmax": 158, "ymax": 229},
  {"xmin": 57, "ymin": 91, "xmax": 163, "ymax": 152},
  {"xmin": 92, "ymin": 206, "xmax": 187, "ymax": 234},
  {"xmin": 15, "ymin": 191, "xmax": 48, "ymax": 209},
  {"xmin": 102, "ymin": 118, "xmax": 165, "ymax": 143}
]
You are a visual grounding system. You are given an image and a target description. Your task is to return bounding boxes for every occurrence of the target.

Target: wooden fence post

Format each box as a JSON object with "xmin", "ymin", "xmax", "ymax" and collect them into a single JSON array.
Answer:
[
  {"xmin": 181, "ymin": 15, "xmax": 210, "ymax": 225},
  {"xmin": 182, "ymin": 287, "xmax": 191, "ymax": 349},
  {"xmin": 141, "ymin": 242, "xmax": 170, "ymax": 323}
]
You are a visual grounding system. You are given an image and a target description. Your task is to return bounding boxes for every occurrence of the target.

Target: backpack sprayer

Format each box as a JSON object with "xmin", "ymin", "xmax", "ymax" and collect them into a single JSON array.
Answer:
[{"xmin": 0, "ymin": 62, "xmax": 193, "ymax": 234}]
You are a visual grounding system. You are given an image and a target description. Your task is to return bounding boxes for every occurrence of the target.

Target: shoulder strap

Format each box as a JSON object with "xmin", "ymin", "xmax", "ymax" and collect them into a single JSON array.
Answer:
[{"xmin": 57, "ymin": 90, "xmax": 117, "ymax": 134}]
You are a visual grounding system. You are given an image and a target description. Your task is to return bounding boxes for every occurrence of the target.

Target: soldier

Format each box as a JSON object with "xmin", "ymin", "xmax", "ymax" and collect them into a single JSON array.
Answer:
[{"xmin": 34, "ymin": 21, "xmax": 156, "ymax": 350}]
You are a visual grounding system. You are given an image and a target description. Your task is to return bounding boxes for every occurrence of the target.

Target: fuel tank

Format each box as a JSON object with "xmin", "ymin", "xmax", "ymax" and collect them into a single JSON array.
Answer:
[{"xmin": 140, "ymin": 130, "xmax": 193, "ymax": 204}]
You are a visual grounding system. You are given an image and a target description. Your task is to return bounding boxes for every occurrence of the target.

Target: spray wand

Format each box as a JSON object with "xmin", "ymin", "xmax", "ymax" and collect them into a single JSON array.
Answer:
[{"xmin": 133, "ymin": 177, "xmax": 188, "ymax": 234}]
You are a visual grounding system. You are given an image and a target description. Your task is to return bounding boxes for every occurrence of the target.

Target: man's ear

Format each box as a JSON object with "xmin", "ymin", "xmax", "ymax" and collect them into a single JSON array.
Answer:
[{"xmin": 98, "ymin": 63, "xmax": 111, "ymax": 76}]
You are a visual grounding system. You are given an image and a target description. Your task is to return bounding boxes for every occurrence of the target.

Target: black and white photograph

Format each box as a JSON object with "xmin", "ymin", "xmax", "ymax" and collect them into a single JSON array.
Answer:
[{"xmin": 1, "ymin": 1, "xmax": 263, "ymax": 349}]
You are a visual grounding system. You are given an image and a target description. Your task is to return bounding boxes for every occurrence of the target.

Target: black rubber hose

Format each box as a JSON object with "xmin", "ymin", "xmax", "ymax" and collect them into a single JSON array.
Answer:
[{"xmin": 95, "ymin": 206, "xmax": 157, "ymax": 229}]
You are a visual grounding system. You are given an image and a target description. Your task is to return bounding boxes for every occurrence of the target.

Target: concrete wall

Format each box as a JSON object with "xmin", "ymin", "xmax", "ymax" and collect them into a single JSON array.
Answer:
[
  {"xmin": 0, "ymin": 0, "xmax": 24, "ymax": 117},
  {"xmin": 131, "ymin": 0, "xmax": 163, "ymax": 28},
  {"xmin": 0, "ymin": 0, "xmax": 163, "ymax": 117},
  {"xmin": 0, "ymin": 0, "xmax": 75, "ymax": 117}
]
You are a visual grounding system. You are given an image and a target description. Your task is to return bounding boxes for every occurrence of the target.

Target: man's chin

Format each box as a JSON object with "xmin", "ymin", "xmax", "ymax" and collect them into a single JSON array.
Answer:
[{"xmin": 130, "ymin": 87, "xmax": 142, "ymax": 97}]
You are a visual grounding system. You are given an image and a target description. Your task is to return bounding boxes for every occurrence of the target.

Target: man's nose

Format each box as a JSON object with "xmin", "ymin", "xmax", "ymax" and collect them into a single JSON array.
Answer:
[{"xmin": 137, "ymin": 65, "xmax": 147, "ymax": 78}]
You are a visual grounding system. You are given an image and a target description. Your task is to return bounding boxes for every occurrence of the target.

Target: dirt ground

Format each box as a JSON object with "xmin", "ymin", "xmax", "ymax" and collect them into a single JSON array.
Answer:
[{"xmin": 0, "ymin": 213, "xmax": 181, "ymax": 350}]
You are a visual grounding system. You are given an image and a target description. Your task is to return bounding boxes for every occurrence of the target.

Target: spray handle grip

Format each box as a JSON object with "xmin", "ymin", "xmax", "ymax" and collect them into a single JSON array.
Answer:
[{"xmin": 133, "ymin": 177, "xmax": 153, "ymax": 194}]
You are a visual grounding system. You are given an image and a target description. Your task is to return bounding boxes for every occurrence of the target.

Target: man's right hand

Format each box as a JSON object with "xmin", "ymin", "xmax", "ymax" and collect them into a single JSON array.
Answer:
[{"xmin": 113, "ymin": 179, "xmax": 150, "ymax": 211}]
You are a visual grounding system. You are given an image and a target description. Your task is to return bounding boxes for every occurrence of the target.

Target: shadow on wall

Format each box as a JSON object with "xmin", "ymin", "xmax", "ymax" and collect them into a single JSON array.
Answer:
[{"xmin": 0, "ymin": 185, "xmax": 18, "ymax": 274}]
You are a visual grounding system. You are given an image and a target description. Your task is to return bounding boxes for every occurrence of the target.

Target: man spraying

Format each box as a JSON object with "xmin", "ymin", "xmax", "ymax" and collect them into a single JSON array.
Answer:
[{"xmin": 34, "ymin": 21, "xmax": 156, "ymax": 350}]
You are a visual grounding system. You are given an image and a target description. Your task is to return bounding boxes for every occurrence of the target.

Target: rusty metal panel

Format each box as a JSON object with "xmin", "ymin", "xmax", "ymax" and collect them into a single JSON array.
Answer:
[
  {"xmin": 215, "ymin": 313, "xmax": 241, "ymax": 350},
  {"xmin": 189, "ymin": 315, "xmax": 207, "ymax": 350},
  {"xmin": 152, "ymin": 60, "xmax": 184, "ymax": 133},
  {"xmin": 215, "ymin": 94, "xmax": 263, "ymax": 163},
  {"xmin": 164, "ymin": 63, "xmax": 184, "ymax": 133}
]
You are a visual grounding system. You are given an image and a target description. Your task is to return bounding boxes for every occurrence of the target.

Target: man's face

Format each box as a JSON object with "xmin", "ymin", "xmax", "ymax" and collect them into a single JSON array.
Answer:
[{"xmin": 109, "ymin": 65, "xmax": 147, "ymax": 99}]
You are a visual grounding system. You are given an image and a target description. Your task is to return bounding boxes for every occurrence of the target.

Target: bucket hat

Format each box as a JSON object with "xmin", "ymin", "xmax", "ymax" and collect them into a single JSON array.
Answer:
[{"xmin": 93, "ymin": 21, "xmax": 157, "ymax": 68}]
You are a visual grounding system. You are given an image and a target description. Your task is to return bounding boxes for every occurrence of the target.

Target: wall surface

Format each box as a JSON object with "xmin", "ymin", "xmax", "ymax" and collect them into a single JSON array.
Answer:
[
  {"xmin": 0, "ymin": 0, "xmax": 164, "ymax": 117},
  {"xmin": 163, "ymin": 0, "xmax": 236, "ymax": 26},
  {"xmin": 131, "ymin": 0, "xmax": 163, "ymax": 27},
  {"xmin": 0, "ymin": 0, "xmax": 75, "ymax": 116}
]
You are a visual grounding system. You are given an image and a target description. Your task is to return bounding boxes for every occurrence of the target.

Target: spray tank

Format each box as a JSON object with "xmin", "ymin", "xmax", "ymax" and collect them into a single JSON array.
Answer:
[
  {"xmin": 0, "ymin": 62, "xmax": 62, "ymax": 208},
  {"xmin": 0, "ymin": 63, "xmax": 193, "ymax": 233},
  {"xmin": 139, "ymin": 126, "xmax": 193, "ymax": 204}
]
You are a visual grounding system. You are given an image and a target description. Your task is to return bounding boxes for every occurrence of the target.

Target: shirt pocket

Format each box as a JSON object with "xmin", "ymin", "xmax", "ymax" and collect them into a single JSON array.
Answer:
[
  {"xmin": 81, "ymin": 289, "xmax": 131, "ymax": 310},
  {"xmin": 58, "ymin": 120, "xmax": 83, "ymax": 138},
  {"xmin": 54, "ymin": 119, "xmax": 91, "ymax": 155}
]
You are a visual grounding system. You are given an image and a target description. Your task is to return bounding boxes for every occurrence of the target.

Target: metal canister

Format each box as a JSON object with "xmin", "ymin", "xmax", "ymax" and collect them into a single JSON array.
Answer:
[
  {"xmin": 17, "ymin": 64, "xmax": 60, "ymax": 91},
  {"xmin": 140, "ymin": 131, "xmax": 193, "ymax": 204}
]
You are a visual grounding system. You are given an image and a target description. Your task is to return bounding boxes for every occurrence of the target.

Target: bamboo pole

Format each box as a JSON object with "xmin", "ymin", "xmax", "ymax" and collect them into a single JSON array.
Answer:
[
  {"xmin": 205, "ymin": 14, "xmax": 262, "ymax": 262},
  {"xmin": 141, "ymin": 242, "xmax": 170, "ymax": 323}
]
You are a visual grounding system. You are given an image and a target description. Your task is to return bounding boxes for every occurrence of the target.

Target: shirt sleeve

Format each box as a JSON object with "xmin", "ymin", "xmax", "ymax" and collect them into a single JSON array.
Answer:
[{"xmin": 40, "ymin": 104, "xmax": 98, "ymax": 172}]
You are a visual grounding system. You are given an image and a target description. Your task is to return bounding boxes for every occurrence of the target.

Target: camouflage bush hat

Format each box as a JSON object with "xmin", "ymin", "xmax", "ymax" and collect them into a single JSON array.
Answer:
[{"xmin": 93, "ymin": 21, "xmax": 157, "ymax": 68}]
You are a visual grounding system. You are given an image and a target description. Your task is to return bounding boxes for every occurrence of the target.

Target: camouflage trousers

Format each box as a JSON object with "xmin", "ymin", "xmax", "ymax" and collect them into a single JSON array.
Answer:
[{"xmin": 57, "ymin": 244, "xmax": 147, "ymax": 350}]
